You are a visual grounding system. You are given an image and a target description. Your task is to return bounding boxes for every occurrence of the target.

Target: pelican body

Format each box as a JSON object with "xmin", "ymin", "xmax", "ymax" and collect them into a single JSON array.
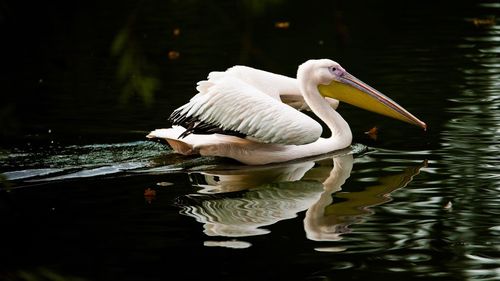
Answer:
[{"xmin": 148, "ymin": 59, "xmax": 426, "ymax": 165}]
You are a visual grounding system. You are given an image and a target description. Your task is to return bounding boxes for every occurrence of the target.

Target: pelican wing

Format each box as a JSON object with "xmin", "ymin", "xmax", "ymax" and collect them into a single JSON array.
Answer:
[
  {"xmin": 211, "ymin": 65, "xmax": 300, "ymax": 101},
  {"xmin": 170, "ymin": 75, "xmax": 323, "ymax": 145},
  {"xmin": 210, "ymin": 65, "xmax": 339, "ymax": 111}
]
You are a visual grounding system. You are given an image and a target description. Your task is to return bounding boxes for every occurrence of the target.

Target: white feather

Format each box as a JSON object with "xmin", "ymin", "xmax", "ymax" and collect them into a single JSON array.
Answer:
[
  {"xmin": 216, "ymin": 65, "xmax": 338, "ymax": 111},
  {"xmin": 179, "ymin": 75, "xmax": 322, "ymax": 145}
]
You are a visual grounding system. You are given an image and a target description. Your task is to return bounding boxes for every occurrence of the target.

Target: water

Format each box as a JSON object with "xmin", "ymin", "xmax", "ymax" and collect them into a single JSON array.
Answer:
[{"xmin": 1, "ymin": 1, "xmax": 500, "ymax": 280}]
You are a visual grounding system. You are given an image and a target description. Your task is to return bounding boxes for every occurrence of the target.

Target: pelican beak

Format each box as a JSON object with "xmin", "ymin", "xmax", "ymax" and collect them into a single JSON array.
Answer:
[{"xmin": 318, "ymin": 72, "xmax": 427, "ymax": 130}]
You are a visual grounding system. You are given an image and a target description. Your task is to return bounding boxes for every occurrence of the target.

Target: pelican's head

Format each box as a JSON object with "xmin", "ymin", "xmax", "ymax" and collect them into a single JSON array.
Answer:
[{"xmin": 299, "ymin": 59, "xmax": 427, "ymax": 130}]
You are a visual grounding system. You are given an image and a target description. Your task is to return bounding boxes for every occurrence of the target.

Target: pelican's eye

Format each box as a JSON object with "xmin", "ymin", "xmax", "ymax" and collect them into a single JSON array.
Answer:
[{"xmin": 329, "ymin": 66, "xmax": 340, "ymax": 75}]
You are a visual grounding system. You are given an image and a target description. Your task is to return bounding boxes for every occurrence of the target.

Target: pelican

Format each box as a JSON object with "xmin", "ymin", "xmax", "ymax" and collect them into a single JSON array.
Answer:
[{"xmin": 147, "ymin": 59, "xmax": 426, "ymax": 165}]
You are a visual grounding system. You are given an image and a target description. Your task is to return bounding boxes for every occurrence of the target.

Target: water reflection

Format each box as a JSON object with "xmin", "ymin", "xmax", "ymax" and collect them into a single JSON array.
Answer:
[
  {"xmin": 435, "ymin": 9, "xmax": 500, "ymax": 279},
  {"xmin": 111, "ymin": 18, "xmax": 160, "ymax": 105},
  {"xmin": 176, "ymin": 154, "xmax": 425, "ymax": 247}
]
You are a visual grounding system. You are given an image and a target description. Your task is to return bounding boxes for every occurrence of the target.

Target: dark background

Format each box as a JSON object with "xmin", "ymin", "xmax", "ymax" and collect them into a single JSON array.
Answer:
[{"xmin": 1, "ymin": 0, "xmax": 482, "ymax": 147}]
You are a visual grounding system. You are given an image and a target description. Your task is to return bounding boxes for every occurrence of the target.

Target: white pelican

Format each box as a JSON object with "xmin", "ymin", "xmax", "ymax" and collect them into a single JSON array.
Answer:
[{"xmin": 147, "ymin": 59, "xmax": 426, "ymax": 165}]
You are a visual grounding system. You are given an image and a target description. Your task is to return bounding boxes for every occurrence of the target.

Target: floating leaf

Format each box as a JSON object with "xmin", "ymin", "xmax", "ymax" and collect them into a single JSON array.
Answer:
[
  {"xmin": 144, "ymin": 188, "xmax": 156, "ymax": 203},
  {"xmin": 466, "ymin": 17, "xmax": 496, "ymax": 27},
  {"xmin": 473, "ymin": 18, "xmax": 495, "ymax": 27},
  {"xmin": 168, "ymin": 50, "xmax": 180, "ymax": 60},
  {"xmin": 275, "ymin": 21, "xmax": 290, "ymax": 29},
  {"xmin": 364, "ymin": 126, "xmax": 378, "ymax": 141}
]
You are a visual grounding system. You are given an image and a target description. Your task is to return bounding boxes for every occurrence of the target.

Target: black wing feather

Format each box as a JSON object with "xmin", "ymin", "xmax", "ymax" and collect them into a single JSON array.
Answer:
[{"xmin": 169, "ymin": 108, "xmax": 246, "ymax": 139}]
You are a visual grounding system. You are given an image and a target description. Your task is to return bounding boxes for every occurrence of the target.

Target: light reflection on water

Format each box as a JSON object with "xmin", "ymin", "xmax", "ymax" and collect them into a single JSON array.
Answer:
[
  {"xmin": 177, "ymin": 152, "xmax": 426, "ymax": 246},
  {"xmin": 439, "ymin": 18, "xmax": 500, "ymax": 280},
  {"xmin": 0, "ymin": 141, "xmax": 169, "ymax": 182}
]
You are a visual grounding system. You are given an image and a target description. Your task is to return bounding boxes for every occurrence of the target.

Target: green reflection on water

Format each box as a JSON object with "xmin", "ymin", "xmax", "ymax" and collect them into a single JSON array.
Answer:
[
  {"xmin": 111, "ymin": 22, "xmax": 160, "ymax": 106},
  {"xmin": 16, "ymin": 267, "xmax": 87, "ymax": 281}
]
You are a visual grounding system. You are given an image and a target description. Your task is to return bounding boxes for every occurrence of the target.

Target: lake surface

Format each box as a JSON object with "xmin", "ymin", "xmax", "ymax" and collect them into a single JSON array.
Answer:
[{"xmin": 1, "ymin": 1, "xmax": 499, "ymax": 280}]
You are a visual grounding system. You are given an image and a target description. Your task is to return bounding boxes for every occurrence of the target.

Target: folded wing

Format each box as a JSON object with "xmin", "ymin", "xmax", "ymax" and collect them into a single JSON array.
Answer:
[{"xmin": 169, "ymin": 75, "xmax": 323, "ymax": 145}]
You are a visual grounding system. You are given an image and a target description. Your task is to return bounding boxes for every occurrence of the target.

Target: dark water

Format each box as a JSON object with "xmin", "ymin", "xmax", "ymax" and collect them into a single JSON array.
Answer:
[{"xmin": 1, "ymin": 1, "xmax": 499, "ymax": 280}]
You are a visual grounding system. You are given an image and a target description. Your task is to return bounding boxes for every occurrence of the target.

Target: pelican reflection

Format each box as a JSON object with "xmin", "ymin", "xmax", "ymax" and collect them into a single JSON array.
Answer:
[{"xmin": 175, "ymin": 153, "xmax": 425, "ymax": 243}]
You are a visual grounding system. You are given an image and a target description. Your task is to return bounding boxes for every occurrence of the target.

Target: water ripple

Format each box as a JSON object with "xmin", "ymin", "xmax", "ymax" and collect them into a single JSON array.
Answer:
[{"xmin": 0, "ymin": 141, "xmax": 230, "ymax": 184}]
